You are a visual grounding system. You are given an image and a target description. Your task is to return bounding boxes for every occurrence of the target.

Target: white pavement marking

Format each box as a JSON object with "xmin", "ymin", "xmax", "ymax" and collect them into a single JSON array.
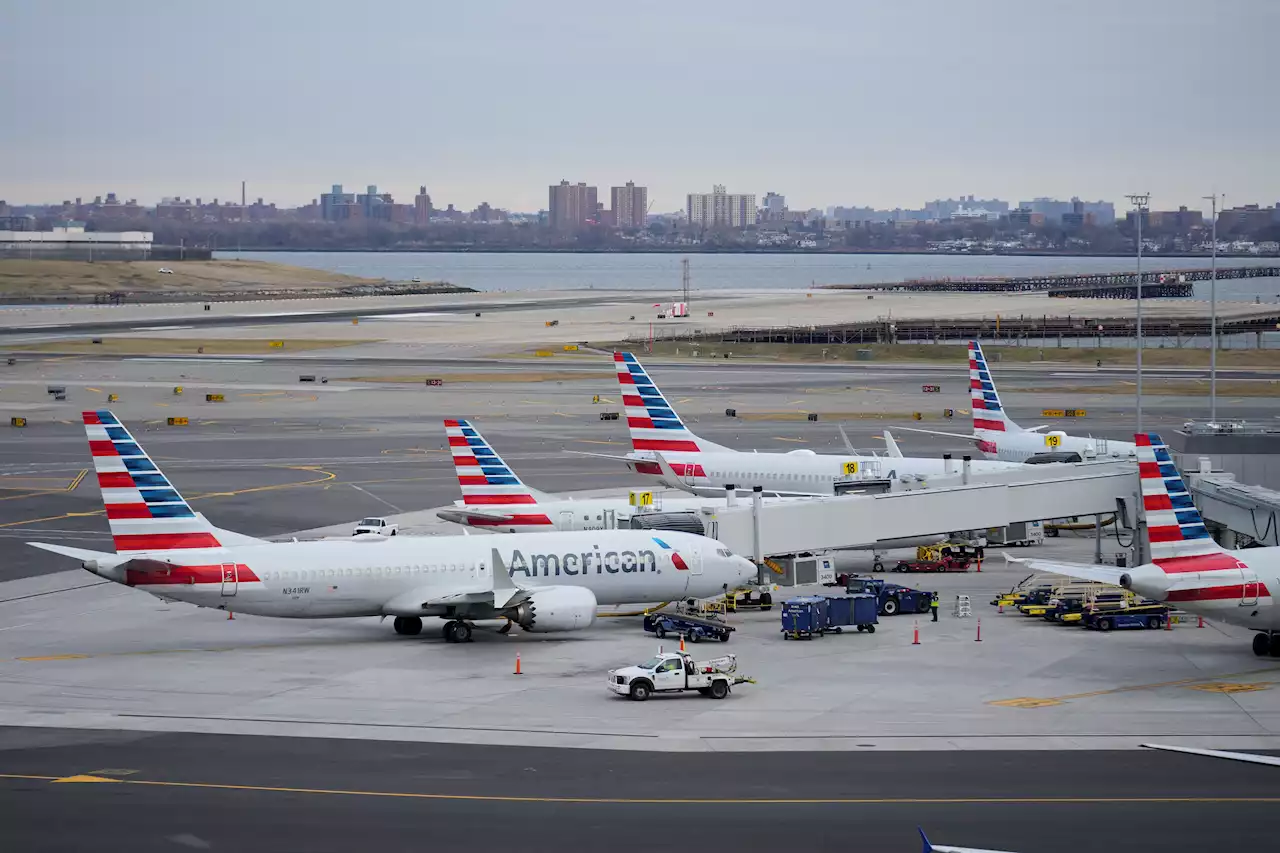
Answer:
[{"xmin": 348, "ymin": 483, "xmax": 403, "ymax": 514}]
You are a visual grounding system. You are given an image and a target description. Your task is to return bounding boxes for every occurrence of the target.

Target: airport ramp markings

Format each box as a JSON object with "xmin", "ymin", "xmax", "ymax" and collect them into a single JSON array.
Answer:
[
  {"xmin": 988, "ymin": 665, "xmax": 1280, "ymax": 709},
  {"xmin": 0, "ymin": 466, "xmax": 339, "ymax": 529},
  {"xmin": 4, "ymin": 771, "xmax": 1280, "ymax": 806}
]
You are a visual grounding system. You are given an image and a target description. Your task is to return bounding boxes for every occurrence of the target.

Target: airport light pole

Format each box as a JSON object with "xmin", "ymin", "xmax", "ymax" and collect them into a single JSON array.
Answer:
[
  {"xmin": 1203, "ymin": 192, "xmax": 1220, "ymax": 423},
  {"xmin": 1126, "ymin": 193, "xmax": 1150, "ymax": 434}
]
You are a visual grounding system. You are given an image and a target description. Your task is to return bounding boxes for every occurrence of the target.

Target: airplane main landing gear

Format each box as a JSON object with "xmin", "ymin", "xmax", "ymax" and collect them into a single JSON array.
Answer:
[
  {"xmin": 1252, "ymin": 632, "xmax": 1280, "ymax": 658},
  {"xmin": 443, "ymin": 620, "xmax": 473, "ymax": 643},
  {"xmin": 393, "ymin": 616, "xmax": 422, "ymax": 636}
]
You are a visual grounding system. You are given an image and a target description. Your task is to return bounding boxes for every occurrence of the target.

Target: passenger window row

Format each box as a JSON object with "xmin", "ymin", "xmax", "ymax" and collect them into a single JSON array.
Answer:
[{"xmin": 260, "ymin": 563, "xmax": 475, "ymax": 581}]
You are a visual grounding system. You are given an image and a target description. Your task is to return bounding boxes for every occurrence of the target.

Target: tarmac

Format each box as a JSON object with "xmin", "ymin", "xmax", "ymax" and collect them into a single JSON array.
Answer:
[
  {"xmin": 3, "ymin": 298, "xmax": 1280, "ymax": 849},
  {"xmin": 2, "ymin": 727, "xmax": 1278, "ymax": 853}
]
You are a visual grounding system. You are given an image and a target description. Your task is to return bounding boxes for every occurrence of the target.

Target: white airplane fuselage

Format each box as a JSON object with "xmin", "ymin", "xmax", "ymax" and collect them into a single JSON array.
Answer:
[
  {"xmin": 974, "ymin": 429, "xmax": 1137, "ymax": 463},
  {"xmin": 85, "ymin": 530, "xmax": 752, "ymax": 619},
  {"xmin": 630, "ymin": 448, "xmax": 1019, "ymax": 494}
]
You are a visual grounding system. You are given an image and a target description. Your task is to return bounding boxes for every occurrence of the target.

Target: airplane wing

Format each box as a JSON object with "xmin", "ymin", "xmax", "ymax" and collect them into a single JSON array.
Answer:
[
  {"xmin": 384, "ymin": 548, "xmax": 528, "ymax": 615},
  {"xmin": 921, "ymin": 827, "xmax": 1023, "ymax": 852},
  {"xmin": 894, "ymin": 426, "xmax": 981, "ymax": 443},
  {"xmin": 1002, "ymin": 553, "xmax": 1128, "ymax": 586}
]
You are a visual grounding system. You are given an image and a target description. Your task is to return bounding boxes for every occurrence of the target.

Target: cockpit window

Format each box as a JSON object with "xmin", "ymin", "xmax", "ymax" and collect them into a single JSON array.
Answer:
[{"xmin": 716, "ymin": 548, "xmax": 732, "ymax": 557}]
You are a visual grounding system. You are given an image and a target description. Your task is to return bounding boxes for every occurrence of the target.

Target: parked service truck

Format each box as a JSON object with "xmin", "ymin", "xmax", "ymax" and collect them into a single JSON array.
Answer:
[
  {"xmin": 607, "ymin": 652, "xmax": 751, "ymax": 701},
  {"xmin": 353, "ymin": 517, "xmax": 399, "ymax": 536}
]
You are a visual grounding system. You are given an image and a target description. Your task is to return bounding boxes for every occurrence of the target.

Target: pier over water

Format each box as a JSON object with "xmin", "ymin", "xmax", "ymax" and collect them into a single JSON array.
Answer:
[{"xmin": 821, "ymin": 265, "xmax": 1280, "ymax": 298}]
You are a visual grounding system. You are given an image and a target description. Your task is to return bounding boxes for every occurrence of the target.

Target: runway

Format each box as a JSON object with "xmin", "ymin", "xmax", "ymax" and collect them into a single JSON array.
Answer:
[{"xmin": 1, "ymin": 727, "xmax": 1276, "ymax": 852}]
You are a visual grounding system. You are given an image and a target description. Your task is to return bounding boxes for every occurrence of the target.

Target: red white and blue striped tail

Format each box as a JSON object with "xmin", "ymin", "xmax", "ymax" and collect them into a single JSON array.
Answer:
[
  {"xmin": 968, "ymin": 341, "xmax": 1015, "ymax": 433},
  {"xmin": 614, "ymin": 352, "xmax": 722, "ymax": 454},
  {"xmin": 1136, "ymin": 432, "xmax": 1241, "ymax": 574},
  {"xmin": 83, "ymin": 411, "xmax": 223, "ymax": 554},
  {"xmin": 444, "ymin": 418, "xmax": 549, "ymax": 506}
]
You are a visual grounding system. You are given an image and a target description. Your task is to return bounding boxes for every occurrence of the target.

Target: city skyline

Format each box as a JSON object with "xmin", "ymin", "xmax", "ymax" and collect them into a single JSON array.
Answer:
[{"xmin": 3, "ymin": 1, "xmax": 1276, "ymax": 215}]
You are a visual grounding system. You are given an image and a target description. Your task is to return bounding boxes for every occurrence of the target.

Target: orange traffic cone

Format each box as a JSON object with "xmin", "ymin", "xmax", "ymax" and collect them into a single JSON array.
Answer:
[
  {"xmin": 514, "ymin": 653, "xmax": 522, "ymax": 675},
  {"xmin": 227, "ymin": 610, "xmax": 234, "ymax": 621},
  {"xmin": 912, "ymin": 620, "xmax": 920, "ymax": 645},
  {"xmin": 680, "ymin": 635, "xmax": 686, "ymax": 652},
  {"xmin": 1165, "ymin": 613, "xmax": 1173, "ymax": 631},
  {"xmin": 998, "ymin": 601, "xmax": 1004, "ymax": 614},
  {"xmin": 976, "ymin": 619, "xmax": 982, "ymax": 642},
  {"xmin": 1197, "ymin": 616, "xmax": 1204, "ymax": 628}
]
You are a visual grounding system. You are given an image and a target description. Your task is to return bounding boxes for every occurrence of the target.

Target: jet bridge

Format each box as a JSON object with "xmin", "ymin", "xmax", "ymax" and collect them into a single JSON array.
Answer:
[
  {"xmin": 703, "ymin": 460, "xmax": 1137, "ymax": 561},
  {"xmin": 1186, "ymin": 471, "xmax": 1280, "ymax": 548}
]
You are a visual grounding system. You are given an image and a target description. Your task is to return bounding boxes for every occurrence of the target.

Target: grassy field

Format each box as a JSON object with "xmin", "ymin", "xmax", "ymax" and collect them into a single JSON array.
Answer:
[
  {"xmin": 0, "ymin": 259, "xmax": 384, "ymax": 297},
  {"xmin": 624, "ymin": 340, "xmax": 1280, "ymax": 368},
  {"xmin": 13, "ymin": 338, "xmax": 372, "ymax": 355}
]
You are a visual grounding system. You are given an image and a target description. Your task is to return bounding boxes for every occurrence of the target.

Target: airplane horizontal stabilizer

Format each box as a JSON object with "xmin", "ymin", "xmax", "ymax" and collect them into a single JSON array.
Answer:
[
  {"xmin": 27, "ymin": 542, "xmax": 116, "ymax": 564},
  {"xmin": 1003, "ymin": 554, "xmax": 1128, "ymax": 587},
  {"xmin": 563, "ymin": 449, "xmax": 638, "ymax": 464},
  {"xmin": 435, "ymin": 507, "xmax": 513, "ymax": 525},
  {"xmin": 894, "ymin": 426, "xmax": 981, "ymax": 443}
]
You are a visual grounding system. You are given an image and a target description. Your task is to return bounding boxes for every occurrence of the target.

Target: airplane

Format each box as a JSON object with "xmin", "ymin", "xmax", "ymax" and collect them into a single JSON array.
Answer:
[
  {"xmin": 1007, "ymin": 432, "xmax": 1279, "ymax": 657},
  {"xmin": 435, "ymin": 417, "xmax": 941, "ymax": 551},
  {"xmin": 899, "ymin": 340, "xmax": 1137, "ymax": 462},
  {"xmin": 435, "ymin": 417, "xmax": 794, "ymax": 532},
  {"xmin": 29, "ymin": 411, "xmax": 757, "ymax": 644},
  {"xmin": 920, "ymin": 827, "xmax": 1020, "ymax": 853},
  {"xmin": 588, "ymin": 351, "xmax": 1023, "ymax": 497}
]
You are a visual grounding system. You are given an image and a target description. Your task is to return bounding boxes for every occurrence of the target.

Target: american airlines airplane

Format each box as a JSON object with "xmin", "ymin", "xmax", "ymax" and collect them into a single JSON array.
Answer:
[
  {"xmin": 29, "ymin": 411, "xmax": 756, "ymax": 643},
  {"xmin": 901, "ymin": 340, "xmax": 1137, "ymax": 462},
  {"xmin": 1009, "ymin": 432, "xmax": 1279, "ymax": 657},
  {"xmin": 435, "ymin": 417, "xmax": 791, "ymax": 532},
  {"xmin": 436, "ymin": 418, "xmax": 941, "ymax": 551},
  {"xmin": 592, "ymin": 351, "xmax": 1022, "ymax": 496}
]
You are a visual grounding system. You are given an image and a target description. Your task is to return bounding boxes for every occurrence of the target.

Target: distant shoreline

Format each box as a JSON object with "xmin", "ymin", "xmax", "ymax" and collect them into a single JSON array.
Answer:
[{"xmin": 219, "ymin": 246, "xmax": 1277, "ymax": 260}]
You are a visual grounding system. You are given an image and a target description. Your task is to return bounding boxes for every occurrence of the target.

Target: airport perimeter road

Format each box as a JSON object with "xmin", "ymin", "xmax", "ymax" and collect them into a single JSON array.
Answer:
[{"xmin": 0, "ymin": 728, "xmax": 1275, "ymax": 852}]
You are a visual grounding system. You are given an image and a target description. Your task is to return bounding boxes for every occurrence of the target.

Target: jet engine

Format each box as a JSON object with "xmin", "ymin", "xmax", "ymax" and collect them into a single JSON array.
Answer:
[
  {"xmin": 509, "ymin": 586, "xmax": 598, "ymax": 632},
  {"xmin": 786, "ymin": 448, "xmax": 817, "ymax": 456}
]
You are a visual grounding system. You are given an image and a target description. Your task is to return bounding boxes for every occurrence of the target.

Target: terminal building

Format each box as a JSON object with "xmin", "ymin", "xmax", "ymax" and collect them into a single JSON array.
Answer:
[{"xmin": 0, "ymin": 222, "xmax": 153, "ymax": 259}]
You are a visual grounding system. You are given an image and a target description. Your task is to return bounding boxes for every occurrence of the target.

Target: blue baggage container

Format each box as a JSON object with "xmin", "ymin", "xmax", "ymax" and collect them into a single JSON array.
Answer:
[
  {"xmin": 850, "ymin": 593, "xmax": 879, "ymax": 628},
  {"xmin": 824, "ymin": 595, "xmax": 853, "ymax": 627},
  {"xmin": 781, "ymin": 597, "xmax": 826, "ymax": 640}
]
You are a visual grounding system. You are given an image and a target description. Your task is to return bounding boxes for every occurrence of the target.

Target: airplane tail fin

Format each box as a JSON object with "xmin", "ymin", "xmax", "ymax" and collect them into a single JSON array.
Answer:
[
  {"xmin": 1136, "ymin": 432, "xmax": 1231, "ymax": 567},
  {"xmin": 83, "ymin": 411, "xmax": 224, "ymax": 554},
  {"xmin": 614, "ymin": 352, "xmax": 727, "ymax": 454},
  {"xmin": 445, "ymin": 418, "xmax": 551, "ymax": 506},
  {"xmin": 968, "ymin": 340, "xmax": 1020, "ymax": 434}
]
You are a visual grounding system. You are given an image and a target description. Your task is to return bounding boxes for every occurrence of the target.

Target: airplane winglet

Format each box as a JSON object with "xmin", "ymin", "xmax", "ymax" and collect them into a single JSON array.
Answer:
[
  {"xmin": 490, "ymin": 547, "xmax": 523, "ymax": 608},
  {"xmin": 882, "ymin": 429, "xmax": 904, "ymax": 458},
  {"xmin": 919, "ymin": 827, "xmax": 934, "ymax": 853}
]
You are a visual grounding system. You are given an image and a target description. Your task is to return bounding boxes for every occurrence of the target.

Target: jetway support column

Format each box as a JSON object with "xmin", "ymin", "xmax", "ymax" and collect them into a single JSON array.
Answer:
[
  {"xmin": 1094, "ymin": 514, "xmax": 1103, "ymax": 564},
  {"xmin": 751, "ymin": 485, "xmax": 765, "ymax": 586}
]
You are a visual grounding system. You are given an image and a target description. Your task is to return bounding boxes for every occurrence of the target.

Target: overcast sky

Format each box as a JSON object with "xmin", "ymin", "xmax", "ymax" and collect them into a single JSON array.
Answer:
[{"xmin": 2, "ymin": 0, "xmax": 1275, "ymax": 214}]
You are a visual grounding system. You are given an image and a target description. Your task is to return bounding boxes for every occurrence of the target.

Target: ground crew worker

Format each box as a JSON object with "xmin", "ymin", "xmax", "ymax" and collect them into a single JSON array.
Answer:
[{"xmin": 930, "ymin": 591, "xmax": 940, "ymax": 622}]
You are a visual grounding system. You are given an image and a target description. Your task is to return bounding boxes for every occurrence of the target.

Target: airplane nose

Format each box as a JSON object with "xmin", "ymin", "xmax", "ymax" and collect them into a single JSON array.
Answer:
[{"xmin": 734, "ymin": 555, "xmax": 755, "ymax": 581}]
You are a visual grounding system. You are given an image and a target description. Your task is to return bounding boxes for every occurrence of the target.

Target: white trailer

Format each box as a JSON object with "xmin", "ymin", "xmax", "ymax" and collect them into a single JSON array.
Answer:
[{"xmin": 607, "ymin": 651, "xmax": 752, "ymax": 701}]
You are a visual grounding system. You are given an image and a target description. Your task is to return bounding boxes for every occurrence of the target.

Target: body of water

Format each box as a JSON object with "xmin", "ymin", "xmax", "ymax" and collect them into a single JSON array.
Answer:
[{"xmin": 217, "ymin": 250, "xmax": 1280, "ymax": 302}]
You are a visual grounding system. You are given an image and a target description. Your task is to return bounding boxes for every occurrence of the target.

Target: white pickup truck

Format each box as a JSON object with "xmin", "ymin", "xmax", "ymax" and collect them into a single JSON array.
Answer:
[
  {"xmin": 353, "ymin": 517, "xmax": 398, "ymax": 536},
  {"xmin": 607, "ymin": 651, "xmax": 752, "ymax": 701}
]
